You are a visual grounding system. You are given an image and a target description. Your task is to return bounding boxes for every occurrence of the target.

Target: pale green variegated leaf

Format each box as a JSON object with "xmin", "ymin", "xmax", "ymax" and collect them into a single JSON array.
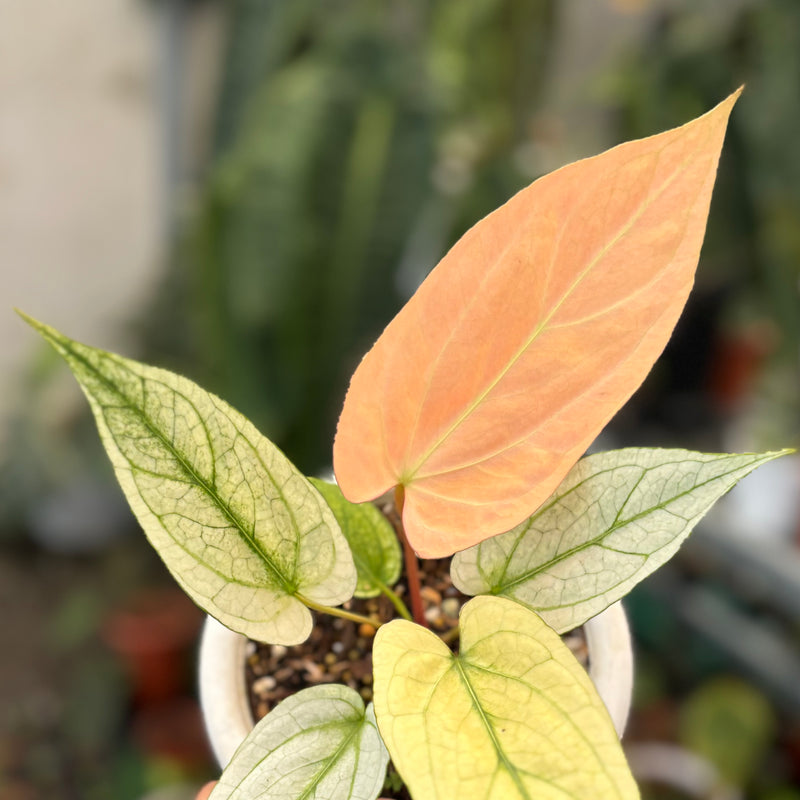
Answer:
[
  {"xmin": 310, "ymin": 478, "xmax": 401, "ymax": 598},
  {"xmin": 22, "ymin": 314, "xmax": 356, "ymax": 645},
  {"xmin": 452, "ymin": 448, "xmax": 790, "ymax": 632},
  {"xmin": 210, "ymin": 685, "xmax": 389, "ymax": 800},
  {"xmin": 373, "ymin": 596, "xmax": 638, "ymax": 800}
]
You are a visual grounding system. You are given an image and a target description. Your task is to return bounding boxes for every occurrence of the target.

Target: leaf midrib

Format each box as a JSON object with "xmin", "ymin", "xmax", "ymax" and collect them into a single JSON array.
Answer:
[
  {"xmin": 451, "ymin": 658, "xmax": 532, "ymax": 800},
  {"xmin": 493, "ymin": 455, "xmax": 768, "ymax": 596},
  {"xmin": 404, "ymin": 143, "xmax": 693, "ymax": 483},
  {"xmin": 295, "ymin": 720, "xmax": 363, "ymax": 800},
  {"xmin": 60, "ymin": 336, "xmax": 297, "ymax": 594},
  {"xmin": 226, "ymin": 714, "xmax": 364, "ymax": 800},
  {"xmin": 458, "ymin": 657, "xmax": 621, "ymax": 800}
]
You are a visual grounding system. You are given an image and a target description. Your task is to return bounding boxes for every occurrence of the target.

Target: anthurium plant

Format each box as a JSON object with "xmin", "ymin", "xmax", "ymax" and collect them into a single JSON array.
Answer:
[{"xmin": 20, "ymin": 88, "xmax": 790, "ymax": 799}]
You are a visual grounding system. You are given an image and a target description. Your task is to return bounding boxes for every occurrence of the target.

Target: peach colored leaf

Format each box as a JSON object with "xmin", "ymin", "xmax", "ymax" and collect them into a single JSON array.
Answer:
[{"xmin": 334, "ymin": 90, "xmax": 741, "ymax": 557}]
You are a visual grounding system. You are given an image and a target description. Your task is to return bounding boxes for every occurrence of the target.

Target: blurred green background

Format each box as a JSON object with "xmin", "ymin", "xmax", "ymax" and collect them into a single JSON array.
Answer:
[{"xmin": 2, "ymin": 1, "xmax": 799, "ymax": 798}]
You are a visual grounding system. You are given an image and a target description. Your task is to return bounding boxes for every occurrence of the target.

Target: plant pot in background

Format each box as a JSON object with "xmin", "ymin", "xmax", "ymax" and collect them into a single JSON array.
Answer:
[
  {"xmin": 104, "ymin": 587, "xmax": 203, "ymax": 706},
  {"xmin": 198, "ymin": 601, "xmax": 634, "ymax": 769}
]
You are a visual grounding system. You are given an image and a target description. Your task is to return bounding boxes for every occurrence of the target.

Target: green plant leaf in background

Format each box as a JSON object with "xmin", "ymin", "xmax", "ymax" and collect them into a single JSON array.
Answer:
[
  {"xmin": 373, "ymin": 595, "xmax": 638, "ymax": 800},
  {"xmin": 309, "ymin": 478, "xmax": 402, "ymax": 599},
  {"xmin": 21, "ymin": 314, "xmax": 356, "ymax": 645},
  {"xmin": 451, "ymin": 448, "xmax": 790, "ymax": 633},
  {"xmin": 209, "ymin": 685, "xmax": 389, "ymax": 800},
  {"xmin": 680, "ymin": 677, "xmax": 777, "ymax": 788}
]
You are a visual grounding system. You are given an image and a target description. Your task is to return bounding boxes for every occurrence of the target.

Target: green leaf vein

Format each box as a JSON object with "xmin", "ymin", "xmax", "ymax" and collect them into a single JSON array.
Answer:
[
  {"xmin": 494, "ymin": 455, "xmax": 770, "ymax": 596},
  {"xmin": 91, "ymin": 358, "xmax": 298, "ymax": 593}
]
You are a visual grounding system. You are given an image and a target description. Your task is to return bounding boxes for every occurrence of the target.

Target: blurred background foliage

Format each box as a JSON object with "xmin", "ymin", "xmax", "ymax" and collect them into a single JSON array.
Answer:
[
  {"xmin": 2, "ymin": 1, "xmax": 799, "ymax": 798},
  {"xmin": 143, "ymin": 0, "xmax": 560, "ymax": 474},
  {"xmin": 140, "ymin": 0, "xmax": 800, "ymax": 474}
]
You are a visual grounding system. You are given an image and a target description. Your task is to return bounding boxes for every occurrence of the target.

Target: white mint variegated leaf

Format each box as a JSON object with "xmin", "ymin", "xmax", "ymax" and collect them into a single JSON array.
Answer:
[
  {"xmin": 24, "ymin": 314, "xmax": 356, "ymax": 645},
  {"xmin": 451, "ymin": 448, "xmax": 789, "ymax": 632},
  {"xmin": 210, "ymin": 685, "xmax": 389, "ymax": 800}
]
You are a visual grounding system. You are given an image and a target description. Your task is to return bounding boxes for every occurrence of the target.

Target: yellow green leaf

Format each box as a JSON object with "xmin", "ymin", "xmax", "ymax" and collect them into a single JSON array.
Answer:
[
  {"xmin": 334, "ymin": 90, "xmax": 741, "ymax": 558},
  {"xmin": 451, "ymin": 448, "xmax": 791, "ymax": 632},
  {"xmin": 22, "ymin": 314, "xmax": 356, "ymax": 645},
  {"xmin": 209, "ymin": 685, "xmax": 389, "ymax": 800},
  {"xmin": 373, "ymin": 595, "xmax": 639, "ymax": 800},
  {"xmin": 309, "ymin": 478, "xmax": 401, "ymax": 598}
]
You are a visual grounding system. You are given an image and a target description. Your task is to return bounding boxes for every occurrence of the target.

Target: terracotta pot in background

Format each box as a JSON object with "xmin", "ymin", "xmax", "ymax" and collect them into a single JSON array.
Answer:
[{"xmin": 103, "ymin": 587, "xmax": 203, "ymax": 706}]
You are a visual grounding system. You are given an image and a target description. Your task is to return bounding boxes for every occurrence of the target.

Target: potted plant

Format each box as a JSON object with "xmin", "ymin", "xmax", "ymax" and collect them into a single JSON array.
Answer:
[
  {"xmin": 197, "ymin": 580, "xmax": 634, "ymax": 771},
  {"xmin": 19, "ymin": 87, "xmax": 791, "ymax": 799}
]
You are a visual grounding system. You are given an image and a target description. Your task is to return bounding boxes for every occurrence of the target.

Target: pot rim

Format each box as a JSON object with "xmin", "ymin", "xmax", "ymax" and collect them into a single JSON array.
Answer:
[{"xmin": 199, "ymin": 601, "xmax": 633, "ymax": 769}]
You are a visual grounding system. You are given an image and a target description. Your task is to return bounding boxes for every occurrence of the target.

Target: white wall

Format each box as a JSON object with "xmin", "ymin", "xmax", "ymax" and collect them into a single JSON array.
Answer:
[{"xmin": 0, "ymin": 0, "xmax": 162, "ymax": 449}]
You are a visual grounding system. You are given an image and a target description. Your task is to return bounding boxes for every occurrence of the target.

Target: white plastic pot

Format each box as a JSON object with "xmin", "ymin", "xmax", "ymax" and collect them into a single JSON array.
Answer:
[{"xmin": 199, "ymin": 601, "xmax": 633, "ymax": 768}]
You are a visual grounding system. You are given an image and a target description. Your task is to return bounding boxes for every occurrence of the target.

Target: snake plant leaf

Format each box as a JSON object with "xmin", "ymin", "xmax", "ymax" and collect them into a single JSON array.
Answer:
[
  {"xmin": 334, "ymin": 90, "xmax": 741, "ymax": 558},
  {"xmin": 309, "ymin": 478, "xmax": 402, "ymax": 598},
  {"xmin": 373, "ymin": 595, "xmax": 638, "ymax": 800},
  {"xmin": 209, "ymin": 685, "xmax": 389, "ymax": 800},
  {"xmin": 451, "ymin": 448, "xmax": 790, "ymax": 633},
  {"xmin": 21, "ymin": 314, "xmax": 356, "ymax": 645}
]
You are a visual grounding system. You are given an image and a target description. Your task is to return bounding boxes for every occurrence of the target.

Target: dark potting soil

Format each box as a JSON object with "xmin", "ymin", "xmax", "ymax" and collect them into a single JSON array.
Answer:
[{"xmin": 244, "ymin": 500, "xmax": 589, "ymax": 799}]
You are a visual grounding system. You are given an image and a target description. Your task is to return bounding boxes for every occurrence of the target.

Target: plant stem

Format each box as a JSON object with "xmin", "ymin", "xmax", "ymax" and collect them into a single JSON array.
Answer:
[
  {"xmin": 296, "ymin": 594, "xmax": 382, "ymax": 628},
  {"xmin": 394, "ymin": 485, "xmax": 429, "ymax": 628},
  {"xmin": 375, "ymin": 581, "xmax": 413, "ymax": 622}
]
